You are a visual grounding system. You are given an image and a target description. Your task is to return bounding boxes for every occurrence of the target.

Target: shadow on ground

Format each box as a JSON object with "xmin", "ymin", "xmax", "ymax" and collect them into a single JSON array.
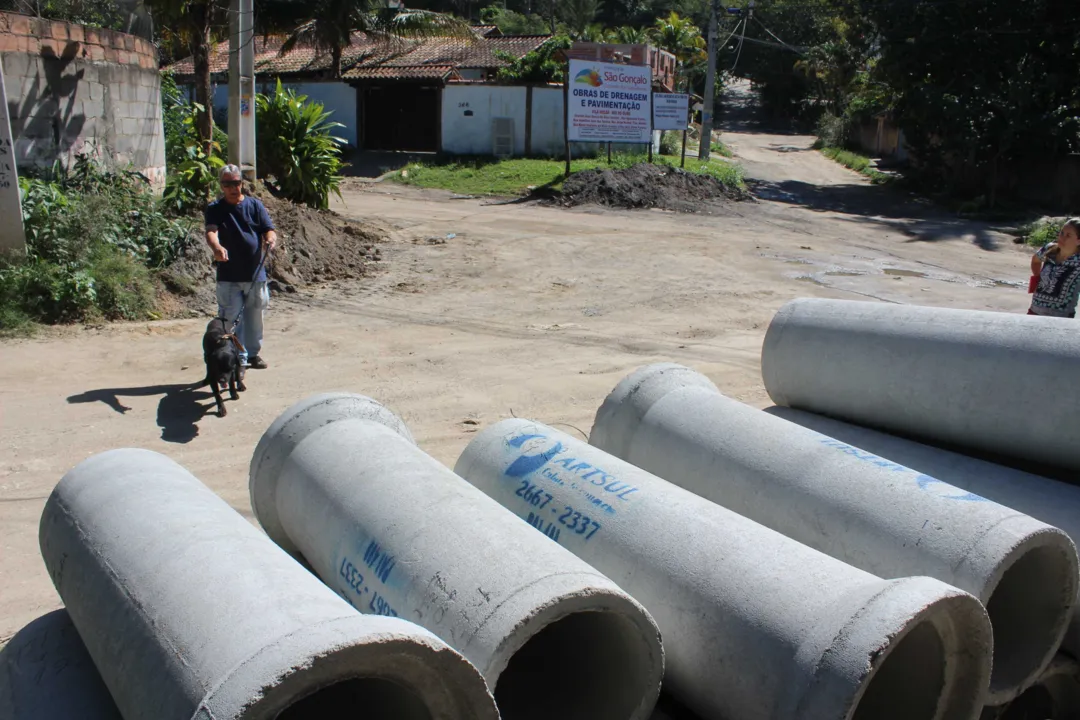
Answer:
[
  {"xmin": 341, "ymin": 150, "xmax": 436, "ymax": 178},
  {"xmin": 720, "ymin": 80, "xmax": 1010, "ymax": 251},
  {"xmin": 67, "ymin": 382, "xmax": 215, "ymax": 443},
  {"xmin": 749, "ymin": 178, "xmax": 1004, "ymax": 250}
]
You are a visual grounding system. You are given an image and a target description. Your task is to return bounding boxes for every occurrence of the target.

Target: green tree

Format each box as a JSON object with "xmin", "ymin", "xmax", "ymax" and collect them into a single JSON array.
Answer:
[
  {"xmin": 145, "ymin": 0, "xmax": 224, "ymax": 148},
  {"xmin": 558, "ymin": 0, "xmax": 602, "ymax": 36},
  {"xmin": 495, "ymin": 34, "xmax": 572, "ymax": 84},
  {"xmin": 607, "ymin": 25, "xmax": 649, "ymax": 44},
  {"xmin": 866, "ymin": 0, "xmax": 1080, "ymax": 203},
  {"xmin": 479, "ymin": 5, "xmax": 550, "ymax": 34},
  {"xmin": 648, "ymin": 11, "xmax": 704, "ymax": 64},
  {"xmin": 576, "ymin": 22, "xmax": 606, "ymax": 41},
  {"xmin": 280, "ymin": 1, "xmax": 475, "ymax": 78}
]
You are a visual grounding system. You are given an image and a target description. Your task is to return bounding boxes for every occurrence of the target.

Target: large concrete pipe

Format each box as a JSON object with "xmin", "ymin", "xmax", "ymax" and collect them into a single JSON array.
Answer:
[
  {"xmin": 768, "ymin": 405, "xmax": 1080, "ymax": 657},
  {"xmin": 981, "ymin": 655, "xmax": 1080, "ymax": 720},
  {"xmin": 249, "ymin": 393, "xmax": 664, "ymax": 720},
  {"xmin": 39, "ymin": 448, "xmax": 499, "ymax": 720},
  {"xmin": 591, "ymin": 363, "xmax": 1078, "ymax": 703},
  {"xmin": 455, "ymin": 418, "xmax": 993, "ymax": 720},
  {"xmin": 760, "ymin": 298, "xmax": 1080, "ymax": 473},
  {"xmin": 0, "ymin": 609, "xmax": 122, "ymax": 720}
]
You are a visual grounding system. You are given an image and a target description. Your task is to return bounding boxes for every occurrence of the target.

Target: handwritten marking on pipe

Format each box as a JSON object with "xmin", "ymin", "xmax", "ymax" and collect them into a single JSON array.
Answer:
[{"xmin": 819, "ymin": 439, "xmax": 987, "ymax": 502}]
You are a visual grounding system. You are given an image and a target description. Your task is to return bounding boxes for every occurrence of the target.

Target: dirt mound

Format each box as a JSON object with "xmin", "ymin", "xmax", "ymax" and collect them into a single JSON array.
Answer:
[
  {"xmin": 557, "ymin": 163, "xmax": 748, "ymax": 212},
  {"xmin": 156, "ymin": 192, "xmax": 388, "ymax": 318}
]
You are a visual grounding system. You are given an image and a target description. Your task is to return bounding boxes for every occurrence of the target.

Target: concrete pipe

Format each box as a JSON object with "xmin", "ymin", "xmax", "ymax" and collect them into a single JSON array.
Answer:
[
  {"xmin": 0, "ymin": 609, "xmax": 122, "ymax": 720},
  {"xmin": 760, "ymin": 297, "xmax": 1080, "ymax": 473},
  {"xmin": 455, "ymin": 418, "xmax": 993, "ymax": 720},
  {"xmin": 249, "ymin": 393, "xmax": 664, "ymax": 720},
  {"xmin": 591, "ymin": 363, "xmax": 1079, "ymax": 703},
  {"xmin": 981, "ymin": 655, "xmax": 1080, "ymax": 720},
  {"xmin": 768, "ymin": 405, "xmax": 1080, "ymax": 658},
  {"xmin": 39, "ymin": 448, "xmax": 499, "ymax": 720}
]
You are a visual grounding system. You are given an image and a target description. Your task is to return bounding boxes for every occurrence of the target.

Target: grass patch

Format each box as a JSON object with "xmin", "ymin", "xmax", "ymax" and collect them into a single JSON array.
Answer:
[
  {"xmin": 0, "ymin": 304, "xmax": 37, "ymax": 338},
  {"xmin": 818, "ymin": 145, "xmax": 891, "ymax": 184},
  {"xmin": 390, "ymin": 154, "xmax": 745, "ymax": 197},
  {"xmin": 711, "ymin": 140, "xmax": 734, "ymax": 158}
]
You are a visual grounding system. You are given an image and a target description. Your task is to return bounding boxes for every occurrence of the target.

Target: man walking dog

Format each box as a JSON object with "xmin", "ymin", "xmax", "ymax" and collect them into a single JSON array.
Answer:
[{"xmin": 205, "ymin": 165, "xmax": 277, "ymax": 369}]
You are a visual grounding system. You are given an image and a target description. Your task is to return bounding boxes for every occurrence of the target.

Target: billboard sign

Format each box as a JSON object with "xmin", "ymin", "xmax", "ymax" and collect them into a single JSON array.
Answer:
[{"xmin": 567, "ymin": 59, "xmax": 652, "ymax": 144}]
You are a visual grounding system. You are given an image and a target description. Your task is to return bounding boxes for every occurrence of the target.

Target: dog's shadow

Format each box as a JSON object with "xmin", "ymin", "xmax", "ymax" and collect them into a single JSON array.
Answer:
[{"xmin": 67, "ymin": 382, "xmax": 218, "ymax": 443}]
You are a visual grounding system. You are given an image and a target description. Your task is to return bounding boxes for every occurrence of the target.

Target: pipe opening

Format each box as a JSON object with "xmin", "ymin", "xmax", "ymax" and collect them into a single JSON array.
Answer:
[
  {"xmin": 277, "ymin": 677, "xmax": 433, "ymax": 720},
  {"xmin": 852, "ymin": 621, "xmax": 945, "ymax": 720},
  {"xmin": 994, "ymin": 684, "xmax": 1054, "ymax": 720},
  {"xmin": 494, "ymin": 611, "xmax": 653, "ymax": 720},
  {"xmin": 986, "ymin": 545, "xmax": 1074, "ymax": 693}
]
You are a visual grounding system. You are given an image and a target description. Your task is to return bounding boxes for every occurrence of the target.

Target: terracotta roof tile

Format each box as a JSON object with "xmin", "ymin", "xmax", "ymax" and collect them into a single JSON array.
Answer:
[
  {"xmin": 165, "ymin": 31, "xmax": 551, "ymax": 81},
  {"xmin": 347, "ymin": 65, "xmax": 458, "ymax": 80}
]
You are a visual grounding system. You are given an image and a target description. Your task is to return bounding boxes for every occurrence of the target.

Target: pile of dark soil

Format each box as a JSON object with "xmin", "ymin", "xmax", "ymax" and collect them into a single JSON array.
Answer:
[
  {"xmin": 557, "ymin": 163, "xmax": 749, "ymax": 212},
  {"xmin": 156, "ymin": 192, "xmax": 387, "ymax": 318}
]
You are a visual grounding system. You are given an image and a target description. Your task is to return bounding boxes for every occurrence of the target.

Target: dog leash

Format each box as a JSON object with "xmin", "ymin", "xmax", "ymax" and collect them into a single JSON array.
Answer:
[{"xmin": 227, "ymin": 248, "xmax": 270, "ymax": 337}]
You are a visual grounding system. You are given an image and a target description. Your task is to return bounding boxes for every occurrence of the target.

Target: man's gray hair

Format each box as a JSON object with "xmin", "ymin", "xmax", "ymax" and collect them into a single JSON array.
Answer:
[{"xmin": 219, "ymin": 164, "xmax": 243, "ymax": 181}]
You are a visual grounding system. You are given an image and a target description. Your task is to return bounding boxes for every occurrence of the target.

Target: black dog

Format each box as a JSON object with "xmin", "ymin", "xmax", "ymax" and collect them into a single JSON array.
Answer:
[{"xmin": 202, "ymin": 317, "xmax": 246, "ymax": 417}]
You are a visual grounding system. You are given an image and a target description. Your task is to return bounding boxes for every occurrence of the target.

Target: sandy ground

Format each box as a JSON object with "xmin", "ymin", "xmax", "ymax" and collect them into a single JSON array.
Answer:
[{"xmin": 0, "ymin": 82, "xmax": 1034, "ymax": 644}]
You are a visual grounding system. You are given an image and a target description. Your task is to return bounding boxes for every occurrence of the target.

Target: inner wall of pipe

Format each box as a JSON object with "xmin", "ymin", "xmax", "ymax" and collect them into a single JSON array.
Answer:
[
  {"xmin": 851, "ymin": 621, "xmax": 946, "ymax": 720},
  {"xmin": 494, "ymin": 611, "xmax": 655, "ymax": 720},
  {"xmin": 986, "ymin": 545, "xmax": 1075, "ymax": 693},
  {"xmin": 276, "ymin": 678, "xmax": 434, "ymax": 720}
]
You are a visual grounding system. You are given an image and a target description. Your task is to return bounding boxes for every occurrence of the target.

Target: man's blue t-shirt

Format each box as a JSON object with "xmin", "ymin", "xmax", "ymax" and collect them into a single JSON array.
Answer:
[{"xmin": 204, "ymin": 196, "xmax": 275, "ymax": 283}]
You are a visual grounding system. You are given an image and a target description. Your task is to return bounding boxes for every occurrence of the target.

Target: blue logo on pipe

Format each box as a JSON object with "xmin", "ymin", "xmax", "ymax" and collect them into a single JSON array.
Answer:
[{"xmin": 506, "ymin": 434, "xmax": 565, "ymax": 477}]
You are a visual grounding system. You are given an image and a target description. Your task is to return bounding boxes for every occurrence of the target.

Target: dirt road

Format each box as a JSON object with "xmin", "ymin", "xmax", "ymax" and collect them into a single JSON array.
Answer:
[{"xmin": 0, "ymin": 83, "xmax": 1033, "ymax": 641}]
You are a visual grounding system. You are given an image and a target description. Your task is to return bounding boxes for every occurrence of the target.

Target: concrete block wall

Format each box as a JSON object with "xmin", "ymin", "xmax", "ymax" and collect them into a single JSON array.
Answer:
[{"xmin": 0, "ymin": 12, "xmax": 165, "ymax": 189}]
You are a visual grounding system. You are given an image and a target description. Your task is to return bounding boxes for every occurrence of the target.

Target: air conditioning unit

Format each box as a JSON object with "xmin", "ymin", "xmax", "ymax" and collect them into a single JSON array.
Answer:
[{"xmin": 492, "ymin": 118, "xmax": 514, "ymax": 158}]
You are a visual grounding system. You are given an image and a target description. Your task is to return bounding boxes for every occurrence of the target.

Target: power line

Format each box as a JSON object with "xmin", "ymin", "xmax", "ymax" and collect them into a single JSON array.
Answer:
[
  {"xmin": 751, "ymin": 14, "xmax": 804, "ymax": 52},
  {"xmin": 729, "ymin": 4, "xmax": 748, "ymax": 71}
]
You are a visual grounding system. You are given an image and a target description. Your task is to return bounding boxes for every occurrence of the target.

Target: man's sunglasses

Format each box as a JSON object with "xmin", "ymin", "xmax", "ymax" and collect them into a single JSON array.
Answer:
[{"xmin": 221, "ymin": 180, "xmax": 242, "ymax": 188}]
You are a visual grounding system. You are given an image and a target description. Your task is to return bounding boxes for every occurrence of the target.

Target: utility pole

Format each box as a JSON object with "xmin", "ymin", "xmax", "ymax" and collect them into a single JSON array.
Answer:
[
  {"xmin": 698, "ymin": 0, "xmax": 719, "ymax": 160},
  {"xmin": 228, "ymin": 0, "xmax": 256, "ymax": 180}
]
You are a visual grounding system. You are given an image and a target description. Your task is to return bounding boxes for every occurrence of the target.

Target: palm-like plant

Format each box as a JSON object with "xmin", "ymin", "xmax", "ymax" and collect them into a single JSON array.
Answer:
[
  {"xmin": 576, "ymin": 23, "xmax": 607, "ymax": 42},
  {"xmin": 648, "ymin": 12, "xmax": 706, "ymax": 65},
  {"xmin": 280, "ymin": 0, "xmax": 476, "ymax": 78},
  {"xmin": 558, "ymin": 0, "xmax": 602, "ymax": 37},
  {"xmin": 607, "ymin": 25, "xmax": 649, "ymax": 44},
  {"xmin": 256, "ymin": 80, "xmax": 345, "ymax": 209}
]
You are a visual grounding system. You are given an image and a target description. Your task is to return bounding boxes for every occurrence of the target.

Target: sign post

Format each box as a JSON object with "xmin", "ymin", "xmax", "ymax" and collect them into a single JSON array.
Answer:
[
  {"xmin": 564, "ymin": 58, "xmax": 571, "ymax": 178},
  {"xmin": 0, "ymin": 61, "xmax": 26, "ymax": 256},
  {"xmin": 681, "ymin": 122, "xmax": 688, "ymax": 168}
]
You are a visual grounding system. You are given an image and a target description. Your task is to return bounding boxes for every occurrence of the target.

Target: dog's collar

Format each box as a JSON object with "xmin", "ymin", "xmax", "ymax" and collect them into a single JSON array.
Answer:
[{"xmin": 222, "ymin": 334, "xmax": 246, "ymax": 353}]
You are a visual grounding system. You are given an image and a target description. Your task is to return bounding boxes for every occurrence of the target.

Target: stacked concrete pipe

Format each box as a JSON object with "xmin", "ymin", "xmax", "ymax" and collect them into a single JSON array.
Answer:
[
  {"xmin": 981, "ymin": 655, "xmax": 1080, "ymax": 720},
  {"xmin": 455, "ymin": 418, "xmax": 993, "ymax": 720},
  {"xmin": 249, "ymin": 393, "xmax": 664, "ymax": 720},
  {"xmin": 0, "ymin": 609, "xmax": 122, "ymax": 720},
  {"xmin": 768, "ymin": 405, "xmax": 1080, "ymax": 658},
  {"xmin": 38, "ymin": 448, "xmax": 499, "ymax": 720},
  {"xmin": 761, "ymin": 298, "xmax": 1080, "ymax": 473},
  {"xmin": 590, "ymin": 363, "xmax": 1079, "ymax": 703}
]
